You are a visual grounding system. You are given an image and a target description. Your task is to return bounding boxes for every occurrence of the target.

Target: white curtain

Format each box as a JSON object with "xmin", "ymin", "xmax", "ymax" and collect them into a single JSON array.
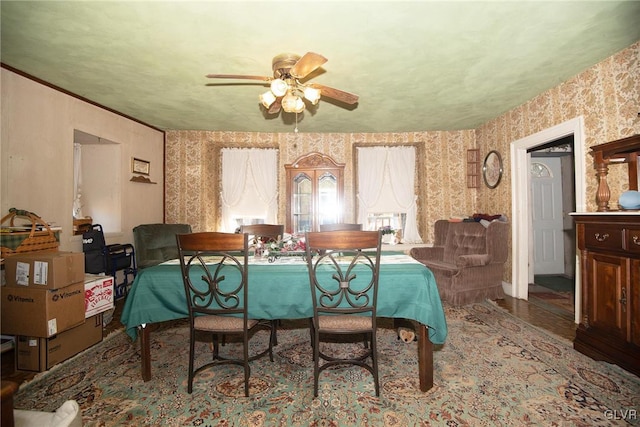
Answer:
[
  {"xmin": 356, "ymin": 147, "xmax": 387, "ymax": 226},
  {"xmin": 248, "ymin": 149, "xmax": 278, "ymax": 223},
  {"xmin": 221, "ymin": 149, "xmax": 250, "ymax": 231},
  {"xmin": 387, "ymin": 147, "xmax": 422, "ymax": 243},
  {"xmin": 220, "ymin": 148, "xmax": 278, "ymax": 231},
  {"xmin": 72, "ymin": 143, "xmax": 83, "ymax": 218},
  {"xmin": 357, "ymin": 146, "xmax": 422, "ymax": 243}
]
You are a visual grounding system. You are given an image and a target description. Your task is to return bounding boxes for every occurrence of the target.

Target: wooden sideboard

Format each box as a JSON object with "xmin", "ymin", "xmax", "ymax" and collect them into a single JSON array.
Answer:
[
  {"xmin": 590, "ymin": 134, "xmax": 639, "ymax": 211},
  {"xmin": 572, "ymin": 135, "xmax": 640, "ymax": 376},
  {"xmin": 572, "ymin": 214, "xmax": 639, "ymax": 376}
]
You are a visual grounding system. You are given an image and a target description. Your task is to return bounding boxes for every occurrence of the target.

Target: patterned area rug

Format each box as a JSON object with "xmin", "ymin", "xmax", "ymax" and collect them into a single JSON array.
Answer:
[{"xmin": 13, "ymin": 302, "xmax": 640, "ymax": 426}]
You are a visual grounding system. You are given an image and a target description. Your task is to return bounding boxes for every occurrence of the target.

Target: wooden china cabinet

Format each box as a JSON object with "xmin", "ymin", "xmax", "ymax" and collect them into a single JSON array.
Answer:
[
  {"xmin": 285, "ymin": 152, "xmax": 344, "ymax": 234},
  {"xmin": 572, "ymin": 134, "xmax": 640, "ymax": 377}
]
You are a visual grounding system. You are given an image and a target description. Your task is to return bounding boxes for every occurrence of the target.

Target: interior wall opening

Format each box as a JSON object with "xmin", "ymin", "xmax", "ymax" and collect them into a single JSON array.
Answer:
[
  {"xmin": 510, "ymin": 116, "xmax": 586, "ymax": 325},
  {"xmin": 73, "ymin": 130, "xmax": 122, "ymax": 235}
]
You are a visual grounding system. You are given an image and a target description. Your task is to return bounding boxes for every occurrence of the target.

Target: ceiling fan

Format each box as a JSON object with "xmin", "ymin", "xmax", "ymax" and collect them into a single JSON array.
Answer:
[{"xmin": 206, "ymin": 52, "xmax": 359, "ymax": 115}]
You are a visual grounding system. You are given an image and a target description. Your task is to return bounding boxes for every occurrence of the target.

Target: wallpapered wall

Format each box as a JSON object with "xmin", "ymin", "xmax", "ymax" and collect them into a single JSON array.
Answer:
[
  {"xmin": 476, "ymin": 40, "xmax": 640, "ymax": 221},
  {"xmin": 165, "ymin": 41, "xmax": 639, "ymax": 284},
  {"xmin": 165, "ymin": 130, "xmax": 477, "ymax": 243},
  {"xmin": 475, "ymin": 41, "xmax": 639, "ymax": 282}
]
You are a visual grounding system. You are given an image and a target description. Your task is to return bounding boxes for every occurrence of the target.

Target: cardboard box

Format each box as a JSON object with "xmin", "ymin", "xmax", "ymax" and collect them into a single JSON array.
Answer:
[
  {"xmin": 4, "ymin": 251, "xmax": 85, "ymax": 289},
  {"xmin": 17, "ymin": 313, "xmax": 103, "ymax": 372},
  {"xmin": 1, "ymin": 281, "xmax": 85, "ymax": 337},
  {"xmin": 84, "ymin": 274, "xmax": 114, "ymax": 318}
]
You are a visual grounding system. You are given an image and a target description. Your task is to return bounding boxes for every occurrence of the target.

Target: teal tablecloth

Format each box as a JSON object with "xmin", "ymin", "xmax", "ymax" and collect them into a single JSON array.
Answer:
[{"xmin": 121, "ymin": 254, "xmax": 448, "ymax": 344}]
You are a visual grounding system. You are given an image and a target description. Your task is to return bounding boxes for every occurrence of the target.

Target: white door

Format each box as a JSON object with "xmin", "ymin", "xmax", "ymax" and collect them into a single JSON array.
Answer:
[{"xmin": 531, "ymin": 158, "xmax": 564, "ymax": 275}]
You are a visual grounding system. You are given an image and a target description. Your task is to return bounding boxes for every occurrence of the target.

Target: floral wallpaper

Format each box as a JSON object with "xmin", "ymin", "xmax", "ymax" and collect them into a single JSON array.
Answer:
[
  {"xmin": 474, "ymin": 41, "xmax": 639, "ymax": 281},
  {"xmin": 476, "ymin": 40, "xmax": 640, "ymax": 222},
  {"xmin": 165, "ymin": 130, "xmax": 477, "ymax": 244},
  {"xmin": 165, "ymin": 41, "xmax": 639, "ymax": 283}
]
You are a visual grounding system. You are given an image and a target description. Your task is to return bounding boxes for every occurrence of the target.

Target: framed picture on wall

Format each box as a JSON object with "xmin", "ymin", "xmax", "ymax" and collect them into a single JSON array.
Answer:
[{"xmin": 132, "ymin": 157, "xmax": 150, "ymax": 175}]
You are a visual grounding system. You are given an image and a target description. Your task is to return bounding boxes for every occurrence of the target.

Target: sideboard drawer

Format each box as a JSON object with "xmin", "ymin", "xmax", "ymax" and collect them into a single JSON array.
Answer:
[
  {"xmin": 584, "ymin": 224, "xmax": 624, "ymax": 251},
  {"xmin": 626, "ymin": 227, "xmax": 640, "ymax": 254}
]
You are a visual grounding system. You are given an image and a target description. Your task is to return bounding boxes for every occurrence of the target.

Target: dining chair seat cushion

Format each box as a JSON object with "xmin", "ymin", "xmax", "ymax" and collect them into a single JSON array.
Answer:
[
  {"xmin": 318, "ymin": 314, "xmax": 372, "ymax": 331},
  {"xmin": 195, "ymin": 315, "xmax": 258, "ymax": 332}
]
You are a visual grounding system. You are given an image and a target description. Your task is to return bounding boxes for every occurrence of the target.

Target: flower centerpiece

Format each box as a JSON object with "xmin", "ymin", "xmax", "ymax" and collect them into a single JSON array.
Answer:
[
  {"xmin": 380, "ymin": 225, "xmax": 398, "ymax": 244},
  {"xmin": 253, "ymin": 233, "xmax": 306, "ymax": 262},
  {"xmin": 249, "ymin": 236, "xmax": 269, "ymax": 257},
  {"xmin": 279, "ymin": 234, "xmax": 306, "ymax": 253}
]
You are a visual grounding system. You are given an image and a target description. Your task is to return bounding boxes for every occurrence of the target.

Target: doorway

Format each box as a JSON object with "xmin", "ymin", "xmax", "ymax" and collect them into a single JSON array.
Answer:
[
  {"xmin": 510, "ymin": 117, "xmax": 586, "ymax": 324},
  {"xmin": 528, "ymin": 137, "xmax": 576, "ymax": 317}
]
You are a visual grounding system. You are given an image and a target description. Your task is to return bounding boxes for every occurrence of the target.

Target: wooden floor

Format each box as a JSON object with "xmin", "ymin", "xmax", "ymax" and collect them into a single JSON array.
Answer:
[
  {"xmin": 495, "ymin": 295, "xmax": 576, "ymax": 341},
  {"xmin": 1, "ymin": 294, "xmax": 576, "ymax": 388}
]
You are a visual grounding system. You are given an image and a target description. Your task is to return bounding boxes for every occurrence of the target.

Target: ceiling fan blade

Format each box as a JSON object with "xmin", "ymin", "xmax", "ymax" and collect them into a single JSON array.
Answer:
[
  {"xmin": 290, "ymin": 52, "xmax": 327, "ymax": 79},
  {"xmin": 268, "ymin": 99, "xmax": 282, "ymax": 114},
  {"xmin": 206, "ymin": 74, "xmax": 271, "ymax": 82},
  {"xmin": 308, "ymin": 83, "xmax": 359, "ymax": 105}
]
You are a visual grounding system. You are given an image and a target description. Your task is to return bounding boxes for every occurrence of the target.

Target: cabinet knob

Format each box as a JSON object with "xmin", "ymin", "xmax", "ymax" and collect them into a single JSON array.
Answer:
[
  {"xmin": 594, "ymin": 233, "xmax": 609, "ymax": 242},
  {"xmin": 633, "ymin": 236, "xmax": 640, "ymax": 246}
]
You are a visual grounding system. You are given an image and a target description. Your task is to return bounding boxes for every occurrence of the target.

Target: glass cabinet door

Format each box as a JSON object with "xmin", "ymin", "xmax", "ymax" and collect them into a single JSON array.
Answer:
[
  {"xmin": 292, "ymin": 173, "xmax": 312, "ymax": 234},
  {"xmin": 285, "ymin": 153, "xmax": 344, "ymax": 233},
  {"xmin": 318, "ymin": 172, "xmax": 338, "ymax": 227}
]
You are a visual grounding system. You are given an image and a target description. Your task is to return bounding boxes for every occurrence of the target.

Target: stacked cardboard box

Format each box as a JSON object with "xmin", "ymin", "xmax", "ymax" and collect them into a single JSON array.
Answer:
[
  {"xmin": 1, "ymin": 251, "xmax": 114, "ymax": 371},
  {"xmin": 16, "ymin": 313, "xmax": 103, "ymax": 372},
  {"xmin": 84, "ymin": 274, "xmax": 114, "ymax": 318},
  {"xmin": 1, "ymin": 252, "xmax": 86, "ymax": 337}
]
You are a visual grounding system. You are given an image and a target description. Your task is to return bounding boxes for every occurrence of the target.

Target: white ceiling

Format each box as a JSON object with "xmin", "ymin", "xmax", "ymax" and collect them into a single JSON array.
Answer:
[{"xmin": 2, "ymin": 1, "xmax": 639, "ymax": 134}]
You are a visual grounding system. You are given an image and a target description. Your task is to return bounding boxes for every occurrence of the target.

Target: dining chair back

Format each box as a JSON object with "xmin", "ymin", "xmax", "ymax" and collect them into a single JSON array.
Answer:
[
  {"xmin": 319, "ymin": 223, "xmax": 362, "ymax": 231},
  {"xmin": 239, "ymin": 224, "xmax": 284, "ymax": 344},
  {"xmin": 304, "ymin": 230, "xmax": 382, "ymax": 396},
  {"xmin": 176, "ymin": 231, "xmax": 274, "ymax": 396},
  {"xmin": 239, "ymin": 224, "xmax": 284, "ymax": 243}
]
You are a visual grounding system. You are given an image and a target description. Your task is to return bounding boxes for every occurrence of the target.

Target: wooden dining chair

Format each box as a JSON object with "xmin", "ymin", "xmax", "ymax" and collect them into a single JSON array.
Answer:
[
  {"xmin": 318, "ymin": 224, "xmax": 363, "ymax": 256},
  {"xmin": 239, "ymin": 224, "xmax": 284, "ymax": 244},
  {"xmin": 239, "ymin": 224, "xmax": 284, "ymax": 345},
  {"xmin": 319, "ymin": 223, "xmax": 362, "ymax": 231},
  {"xmin": 304, "ymin": 230, "xmax": 383, "ymax": 397},
  {"xmin": 176, "ymin": 231, "xmax": 274, "ymax": 396}
]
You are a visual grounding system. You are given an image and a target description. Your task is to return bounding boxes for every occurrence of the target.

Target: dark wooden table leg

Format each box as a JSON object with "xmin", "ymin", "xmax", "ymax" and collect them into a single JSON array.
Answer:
[
  {"xmin": 417, "ymin": 324, "xmax": 434, "ymax": 391},
  {"xmin": 140, "ymin": 325, "xmax": 151, "ymax": 381},
  {"xmin": 1, "ymin": 380, "xmax": 18, "ymax": 427}
]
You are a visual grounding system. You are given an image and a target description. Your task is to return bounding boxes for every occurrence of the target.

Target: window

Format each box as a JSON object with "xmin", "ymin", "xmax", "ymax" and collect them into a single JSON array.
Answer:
[
  {"xmin": 356, "ymin": 146, "xmax": 422, "ymax": 243},
  {"xmin": 366, "ymin": 212, "xmax": 406, "ymax": 233},
  {"xmin": 220, "ymin": 148, "xmax": 278, "ymax": 232}
]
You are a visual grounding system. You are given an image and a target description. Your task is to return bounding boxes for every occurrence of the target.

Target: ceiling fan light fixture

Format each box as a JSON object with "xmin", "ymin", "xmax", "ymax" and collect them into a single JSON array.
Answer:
[
  {"xmin": 270, "ymin": 78, "xmax": 288, "ymax": 97},
  {"xmin": 207, "ymin": 52, "xmax": 359, "ymax": 120},
  {"xmin": 293, "ymin": 96, "xmax": 305, "ymax": 113},
  {"xmin": 303, "ymin": 86, "xmax": 321, "ymax": 105},
  {"xmin": 282, "ymin": 92, "xmax": 305, "ymax": 113},
  {"xmin": 259, "ymin": 90, "xmax": 277, "ymax": 108}
]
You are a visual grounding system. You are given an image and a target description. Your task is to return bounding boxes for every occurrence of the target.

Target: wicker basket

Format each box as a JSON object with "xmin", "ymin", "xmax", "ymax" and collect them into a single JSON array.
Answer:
[{"xmin": 0, "ymin": 208, "xmax": 60, "ymax": 257}]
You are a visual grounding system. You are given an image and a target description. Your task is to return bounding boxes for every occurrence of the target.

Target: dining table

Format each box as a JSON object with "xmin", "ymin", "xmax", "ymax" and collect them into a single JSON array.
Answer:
[{"xmin": 120, "ymin": 252, "xmax": 447, "ymax": 392}]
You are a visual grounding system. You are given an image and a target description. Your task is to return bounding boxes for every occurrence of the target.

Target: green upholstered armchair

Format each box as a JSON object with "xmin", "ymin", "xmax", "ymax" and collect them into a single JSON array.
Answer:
[{"xmin": 133, "ymin": 223, "xmax": 192, "ymax": 269}]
